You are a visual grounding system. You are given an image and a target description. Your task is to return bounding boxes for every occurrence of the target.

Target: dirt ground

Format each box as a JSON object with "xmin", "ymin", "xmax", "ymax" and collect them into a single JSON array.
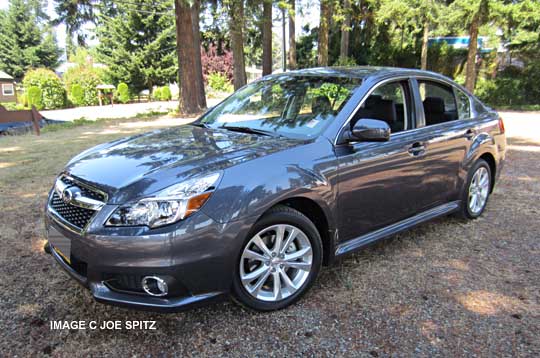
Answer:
[{"xmin": 0, "ymin": 111, "xmax": 538, "ymax": 357}]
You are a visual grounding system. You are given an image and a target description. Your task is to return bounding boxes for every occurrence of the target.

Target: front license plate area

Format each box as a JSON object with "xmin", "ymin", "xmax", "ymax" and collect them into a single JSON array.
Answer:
[{"xmin": 48, "ymin": 225, "xmax": 71, "ymax": 264}]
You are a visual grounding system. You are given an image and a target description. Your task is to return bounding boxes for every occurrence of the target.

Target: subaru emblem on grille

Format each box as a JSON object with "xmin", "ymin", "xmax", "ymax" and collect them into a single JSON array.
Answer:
[{"xmin": 61, "ymin": 187, "xmax": 80, "ymax": 204}]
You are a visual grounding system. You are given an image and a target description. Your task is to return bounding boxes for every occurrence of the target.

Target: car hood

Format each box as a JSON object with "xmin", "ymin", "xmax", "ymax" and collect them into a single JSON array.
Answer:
[{"xmin": 64, "ymin": 125, "xmax": 302, "ymax": 204}]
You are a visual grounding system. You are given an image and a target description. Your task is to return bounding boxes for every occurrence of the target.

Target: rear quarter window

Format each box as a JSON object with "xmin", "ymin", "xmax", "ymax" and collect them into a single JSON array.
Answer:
[
  {"xmin": 472, "ymin": 97, "xmax": 488, "ymax": 115},
  {"xmin": 455, "ymin": 88, "xmax": 471, "ymax": 119}
]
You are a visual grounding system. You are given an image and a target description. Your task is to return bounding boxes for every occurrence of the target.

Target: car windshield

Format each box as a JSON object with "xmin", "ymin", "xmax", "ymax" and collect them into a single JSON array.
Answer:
[{"xmin": 199, "ymin": 74, "xmax": 363, "ymax": 139}]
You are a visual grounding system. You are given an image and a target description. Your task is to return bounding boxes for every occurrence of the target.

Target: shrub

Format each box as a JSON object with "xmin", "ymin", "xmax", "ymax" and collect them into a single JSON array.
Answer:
[
  {"xmin": 22, "ymin": 69, "xmax": 66, "ymax": 109},
  {"xmin": 160, "ymin": 86, "xmax": 171, "ymax": 101},
  {"xmin": 2, "ymin": 102, "xmax": 18, "ymax": 110},
  {"xmin": 333, "ymin": 56, "xmax": 357, "ymax": 67},
  {"xmin": 117, "ymin": 82, "xmax": 130, "ymax": 103},
  {"xmin": 207, "ymin": 72, "xmax": 233, "ymax": 93},
  {"xmin": 70, "ymin": 84, "xmax": 84, "ymax": 106},
  {"xmin": 19, "ymin": 93, "xmax": 28, "ymax": 107},
  {"xmin": 63, "ymin": 66, "xmax": 102, "ymax": 106},
  {"xmin": 475, "ymin": 62, "xmax": 540, "ymax": 107},
  {"xmin": 152, "ymin": 87, "xmax": 162, "ymax": 101},
  {"xmin": 201, "ymin": 45, "xmax": 233, "ymax": 83},
  {"xmin": 27, "ymin": 86, "xmax": 43, "ymax": 109}
]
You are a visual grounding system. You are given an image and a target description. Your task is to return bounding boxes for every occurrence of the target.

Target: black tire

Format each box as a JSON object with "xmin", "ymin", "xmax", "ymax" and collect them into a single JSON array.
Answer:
[
  {"xmin": 458, "ymin": 159, "xmax": 492, "ymax": 219},
  {"xmin": 232, "ymin": 205, "xmax": 323, "ymax": 311}
]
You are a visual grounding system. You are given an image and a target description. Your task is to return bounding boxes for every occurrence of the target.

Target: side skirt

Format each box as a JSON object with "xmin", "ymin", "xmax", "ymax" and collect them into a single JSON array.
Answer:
[{"xmin": 335, "ymin": 201, "xmax": 461, "ymax": 257}]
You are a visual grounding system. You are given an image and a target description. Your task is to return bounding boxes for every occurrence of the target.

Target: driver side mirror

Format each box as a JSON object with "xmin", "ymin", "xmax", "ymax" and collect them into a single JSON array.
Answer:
[{"xmin": 348, "ymin": 118, "xmax": 390, "ymax": 142}]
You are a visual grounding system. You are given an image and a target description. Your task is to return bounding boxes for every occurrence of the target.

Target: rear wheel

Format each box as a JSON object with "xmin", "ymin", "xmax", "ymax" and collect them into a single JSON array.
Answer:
[
  {"xmin": 232, "ymin": 206, "xmax": 322, "ymax": 311},
  {"xmin": 459, "ymin": 159, "xmax": 492, "ymax": 219}
]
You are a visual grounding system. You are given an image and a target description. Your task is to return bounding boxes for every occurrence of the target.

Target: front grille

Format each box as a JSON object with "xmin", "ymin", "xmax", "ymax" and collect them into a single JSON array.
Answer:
[
  {"xmin": 49, "ymin": 175, "xmax": 107, "ymax": 231},
  {"xmin": 60, "ymin": 176, "xmax": 106, "ymax": 202},
  {"xmin": 50, "ymin": 192, "xmax": 96, "ymax": 229}
]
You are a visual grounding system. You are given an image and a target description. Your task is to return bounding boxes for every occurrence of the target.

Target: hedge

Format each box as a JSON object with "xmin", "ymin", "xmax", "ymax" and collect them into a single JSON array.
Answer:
[{"xmin": 22, "ymin": 69, "xmax": 66, "ymax": 109}]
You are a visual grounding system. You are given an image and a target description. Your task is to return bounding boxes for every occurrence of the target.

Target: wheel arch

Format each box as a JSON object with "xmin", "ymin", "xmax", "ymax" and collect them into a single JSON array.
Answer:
[
  {"xmin": 478, "ymin": 152, "xmax": 497, "ymax": 192},
  {"xmin": 464, "ymin": 130, "xmax": 499, "ymax": 194},
  {"xmin": 266, "ymin": 196, "xmax": 335, "ymax": 266}
]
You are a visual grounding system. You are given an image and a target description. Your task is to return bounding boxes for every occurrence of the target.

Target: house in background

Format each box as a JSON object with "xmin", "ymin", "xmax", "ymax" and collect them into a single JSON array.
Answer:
[
  {"xmin": 0, "ymin": 71, "xmax": 16, "ymax": 103},
  {"xmin": 428, "ymin": 36, "xmax": 492, "ymax": 53}
]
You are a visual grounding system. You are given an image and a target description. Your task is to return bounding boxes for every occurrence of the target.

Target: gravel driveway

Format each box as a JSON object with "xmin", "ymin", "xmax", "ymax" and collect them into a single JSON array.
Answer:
[
  {"xmin": 0, "ymin": 111, "xmax": 538, "ymax": 357},
  {"xmin": 41, "ymin": 98, "xmax": 223, "ymax": 122}
]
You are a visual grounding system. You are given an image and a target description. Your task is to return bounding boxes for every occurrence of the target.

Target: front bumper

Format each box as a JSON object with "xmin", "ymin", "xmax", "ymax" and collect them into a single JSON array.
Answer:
[
  {"xmin": 44, "ymin": 207, "xmax": 253, "ymax": 312},
  {"xmin": 46, "ymin": 242, "xmax": 224, "ymax": 312}
]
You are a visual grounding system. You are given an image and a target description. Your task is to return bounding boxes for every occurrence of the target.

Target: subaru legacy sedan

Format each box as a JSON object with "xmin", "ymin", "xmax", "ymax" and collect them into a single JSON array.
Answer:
[{"xmin": 45, "ymin": 67, "xmax": 506, "ymax": 312}]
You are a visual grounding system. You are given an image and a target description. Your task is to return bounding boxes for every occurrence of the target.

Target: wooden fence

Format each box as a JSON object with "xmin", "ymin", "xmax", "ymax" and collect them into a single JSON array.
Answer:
[{"xmin": 0, "ymin": 105, "xmax": 43, "ymax": 135}]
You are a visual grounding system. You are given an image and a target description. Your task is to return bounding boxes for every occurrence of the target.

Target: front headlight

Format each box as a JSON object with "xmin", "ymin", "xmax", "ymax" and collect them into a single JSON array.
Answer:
[{"xmin": 106, "ymin": 172, "xmax": 221, "ymax": 228}]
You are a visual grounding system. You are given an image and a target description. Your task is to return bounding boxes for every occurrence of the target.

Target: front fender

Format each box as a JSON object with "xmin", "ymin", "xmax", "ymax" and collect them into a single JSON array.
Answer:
[{"xmin": 200, "ymin": 139, "xmax": 339, "ymax": 230}]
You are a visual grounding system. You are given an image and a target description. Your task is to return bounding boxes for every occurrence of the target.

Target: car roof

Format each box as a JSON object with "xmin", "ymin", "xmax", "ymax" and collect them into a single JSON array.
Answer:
[{"xmin": 281, "ymin": 66, "xmax": 448, "ymax": 81}]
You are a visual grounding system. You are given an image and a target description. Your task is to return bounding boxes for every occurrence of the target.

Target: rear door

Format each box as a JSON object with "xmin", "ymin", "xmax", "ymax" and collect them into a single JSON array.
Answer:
[{"xmin": 409, "ymin": 78, "xmax": 475, "ymax": 208}]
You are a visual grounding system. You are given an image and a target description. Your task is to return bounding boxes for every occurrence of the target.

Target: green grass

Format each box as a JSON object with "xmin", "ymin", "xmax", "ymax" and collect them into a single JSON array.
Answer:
[
  {"xmin": 133, "ymin": 109, "xmax": 169, "ymax": 118},
  {"xmin": 0, "ymin": 102, "xmax": 29, "ymax": 111},
  {"xmin": 41, "ymin": 117, "xmax": 95, "ymax": 133}
]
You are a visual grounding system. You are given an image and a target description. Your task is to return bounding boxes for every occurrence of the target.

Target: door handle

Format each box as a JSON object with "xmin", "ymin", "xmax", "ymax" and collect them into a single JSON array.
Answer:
[
  {"xmin": 464, "ymin": 129, "xmax": 475, "ymax": 140},
  {"xmin": 408, "ymin": 142, "xmax": 426, "ymax": 156}
]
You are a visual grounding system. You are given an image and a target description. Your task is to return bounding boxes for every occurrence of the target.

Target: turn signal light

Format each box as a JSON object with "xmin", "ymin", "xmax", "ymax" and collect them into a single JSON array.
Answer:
[
  {"xmin": 498, "ymin": 117, "xmax": 505, "ymax": 134},
  {"xmin": 185, "ymin": 192, "xmax": 212, "ymax": 218}
]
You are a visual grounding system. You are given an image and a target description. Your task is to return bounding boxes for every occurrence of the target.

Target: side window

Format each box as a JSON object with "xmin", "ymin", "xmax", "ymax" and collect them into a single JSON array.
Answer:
[
  {"xmin": 455, "ymin": 88, "xmax": 471, "ymax": 119},
  {"xmin": 353, "ymin": 81, "xmax": 410, "ymax": 134},
  {"xmin": 418, "ymin": 81, "xmax": 458, "ymax": 126}
]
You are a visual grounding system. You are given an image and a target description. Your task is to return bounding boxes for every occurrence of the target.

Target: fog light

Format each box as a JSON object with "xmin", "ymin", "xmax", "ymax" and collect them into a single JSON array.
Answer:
[{"xmin": 141, "ymin": 276, "xmax": 168, "ymax": 297}]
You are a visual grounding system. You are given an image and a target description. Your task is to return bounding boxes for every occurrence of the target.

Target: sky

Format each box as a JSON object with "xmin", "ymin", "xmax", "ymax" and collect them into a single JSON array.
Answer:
[{"xmin": 0, "ymin": 0, "xmax": 318, "ymax": 63}]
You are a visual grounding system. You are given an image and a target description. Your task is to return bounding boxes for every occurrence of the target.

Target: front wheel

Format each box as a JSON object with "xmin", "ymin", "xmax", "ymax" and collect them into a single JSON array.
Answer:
[
  {"xmin": 459, "ymin": 159, "xmax": 492, "ymax": 219},
  {"xmin": 232, "ymin": 206, "xmax": 322, "ymax": 311}
]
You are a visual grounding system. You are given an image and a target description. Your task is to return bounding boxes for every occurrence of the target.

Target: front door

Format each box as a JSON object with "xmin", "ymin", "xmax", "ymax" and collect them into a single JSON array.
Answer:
[{"xmin": 336, "ymin": 79, "xmax": 428, "ymax": 242}]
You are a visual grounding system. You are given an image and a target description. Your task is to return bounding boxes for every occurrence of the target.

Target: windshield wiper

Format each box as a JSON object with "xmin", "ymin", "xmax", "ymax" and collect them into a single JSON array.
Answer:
[
  {"xmin": 190, "ymin": 122, "xmax": 210, "ymax": 128},
  {"xmin": 220, "ymin": 125, "xmax": 281, "ymax": 138}
]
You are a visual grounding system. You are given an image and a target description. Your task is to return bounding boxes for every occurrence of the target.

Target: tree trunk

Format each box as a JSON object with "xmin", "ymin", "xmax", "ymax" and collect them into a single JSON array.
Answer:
[
  {"xmin": 66, "ymin": 31, "xmax": 75, "ymax": 58},
  {"xmin": 191, "ymin": 0, "xmax": 207, "ymax": 108},
  {"xmin": 465, "ymin": 13, "xmax": 480, "ymax": 91},
  {"xmin": 174, "ymin": 0, "xmax": 205, "ymax": 114},
  {"xmin": 465, "ymin": 0, "xmax": 489, "ymax": 92},
  {"xmin": 340, "ymin": 0, "xmax": 350, "ymax": 59},
  {"xmin": 318, "ymin": 0, "xmax": 330, "ymax": 66},
  {"xmin": 288, "ymin": 0, "xmax": 296, "ymax": 69},
  {"xmin": 229, "ymin": 0, "xmax": 247, "ymax": 89},
  {"xmin": 420, "ymin": 18, "xmax": 429, "ymax": 70},
  {"xmin": 262, "ymin": 0, "xmax": 272, "ymax": 75}
]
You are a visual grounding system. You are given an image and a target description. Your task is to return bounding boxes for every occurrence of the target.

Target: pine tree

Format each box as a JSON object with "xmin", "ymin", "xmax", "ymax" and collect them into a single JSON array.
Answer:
[
  {"xmin": 174, "ymin": 0, "xmax": 206, "ymax": 113},
  {"xmin": 262, "ymin": 0, "xmax": 272, "ymax": 75},
  {"xmin": 288, "ymin": 0, "xmax": 296, "ymax": 69},
  {"xmin": 318, "ymin": 0, "xmax": 330, "ymax": 66},
  {"xmin": 448, "ymin": 0, "xmax": 492, "ymax": 90},
  {"xmin": 227, "ymin": 0, "xmax": 247, "ymax": 89},
  {"xmin": 95, "ymin": 1, "xmax": 177, "ymax": 94},
  {"xmin": 52, "ymin": 0, "xmax": 95, "ymax": 56},
  {"xmin": 0, "ymin": 0, "xmax": 62, "ymax": 79}
]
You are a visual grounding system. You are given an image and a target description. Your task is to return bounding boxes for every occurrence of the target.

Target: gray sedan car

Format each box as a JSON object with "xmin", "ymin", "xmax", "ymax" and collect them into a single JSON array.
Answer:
[{"xmin": 45, "ymin": 67, "xmax": 506, "ymax": 311}]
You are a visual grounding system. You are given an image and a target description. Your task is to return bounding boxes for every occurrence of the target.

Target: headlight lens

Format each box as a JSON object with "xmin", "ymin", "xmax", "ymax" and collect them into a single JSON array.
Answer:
[{"xmin": 106, "ymin": 172, "xmax": 221, "ymax": 228}]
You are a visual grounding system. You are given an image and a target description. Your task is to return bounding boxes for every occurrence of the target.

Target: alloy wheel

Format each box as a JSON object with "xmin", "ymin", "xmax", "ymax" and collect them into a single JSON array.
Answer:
[
  {"xmin": 468, "ymin": 166, "xmax": 490, "ymax": 215},
  {"xmin": 239, "ymin": 224, "xmax": 313, "ymax": 302}
]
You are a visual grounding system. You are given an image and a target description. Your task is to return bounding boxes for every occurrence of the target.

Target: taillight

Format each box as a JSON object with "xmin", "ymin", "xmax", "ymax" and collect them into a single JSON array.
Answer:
[{"xmin": 498, "ymin": 117, "xmax": 505, "ymax": 134}]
